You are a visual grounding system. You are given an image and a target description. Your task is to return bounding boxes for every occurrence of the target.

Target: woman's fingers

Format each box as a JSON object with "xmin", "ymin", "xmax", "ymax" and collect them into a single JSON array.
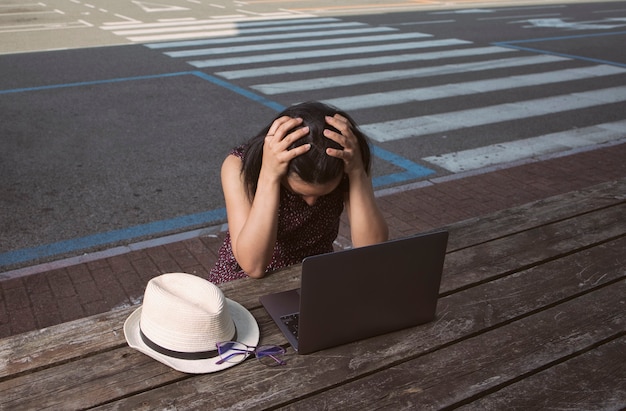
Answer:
[
  {"xmin": 324, "ymin": 114, "xmax": 352, "ymax": 144},
  {"xmin": 324, "ymin": 114, "xmax": 364, "ymax": 173},
  {"xmin": 268, "ymin": 117, "xmax": 303, "ymax": 140},
  {"xmin": 265, "ymin": 117, "xmax": 310, "ymax": 154},
  {"xmin": 267, "ymin": 116, "xmax": 297, "ymax": 137},
  {"xmin": 283, "ymin": 125, "xmax": 309, "ymax": 149},
  {"xmin": 276, "ymin": 143, "xmax": 310, "ymax": 163},
  {"xmin": 325, "ymin": 146, "xmax": 347, "ymax": 159},
  {"xmin": 264, "ymin": 117, "xmax": 310, "ymax": 163}
]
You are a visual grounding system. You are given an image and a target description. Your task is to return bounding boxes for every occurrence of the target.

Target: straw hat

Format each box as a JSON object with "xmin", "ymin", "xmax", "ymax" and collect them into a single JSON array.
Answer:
[{"xmin": 124, "ymin": 273, "xmax": 259, "ymax": 374}]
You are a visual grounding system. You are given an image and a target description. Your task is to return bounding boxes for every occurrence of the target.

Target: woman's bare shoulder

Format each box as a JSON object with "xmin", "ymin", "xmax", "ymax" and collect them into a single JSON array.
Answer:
[{"xmin": 222, "ymin": 153, "xmax": 242, "ymax": 175}]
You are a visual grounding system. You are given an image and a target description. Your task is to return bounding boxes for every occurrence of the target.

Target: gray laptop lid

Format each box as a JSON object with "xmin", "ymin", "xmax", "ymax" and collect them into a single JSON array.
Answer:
[
  {"xmin": 295, "ymin": 230, "xmax": 448, "ymax": 354},
  {"xmin": 260, "ymin": 231, "xmax": 448, "ymax": 354}
]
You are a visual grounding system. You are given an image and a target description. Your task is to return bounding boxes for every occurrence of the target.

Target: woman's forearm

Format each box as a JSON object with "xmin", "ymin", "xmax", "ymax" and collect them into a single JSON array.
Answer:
[
  {"xmin": 346, "ymin": 169, "xmax": 389, "ymax": 247},
  {"xmin": 231, "ymin": 172, "xmax": 282, "ymax": 278}
]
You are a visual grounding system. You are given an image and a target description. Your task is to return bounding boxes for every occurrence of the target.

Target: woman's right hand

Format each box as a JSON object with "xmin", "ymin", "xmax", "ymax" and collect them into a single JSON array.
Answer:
[
  {"xmin": 261, "ymin": 116, "xmax": 311, "ymax": 181},
  {"xmin": 225, "ymin": 116, "xmax": 310, "ymax": 278}
]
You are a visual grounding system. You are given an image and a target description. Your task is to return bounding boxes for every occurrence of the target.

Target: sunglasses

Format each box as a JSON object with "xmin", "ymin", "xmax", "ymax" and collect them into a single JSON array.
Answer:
[{"xmin": 216, "ymin": 341, "xmax": 286, "ymax": 366}]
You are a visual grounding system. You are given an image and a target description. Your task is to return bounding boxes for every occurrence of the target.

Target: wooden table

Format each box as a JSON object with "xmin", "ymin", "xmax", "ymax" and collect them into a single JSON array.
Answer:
[{"xmin": 1, "ymin": 179, "xmax": 624, "ymax": 410}]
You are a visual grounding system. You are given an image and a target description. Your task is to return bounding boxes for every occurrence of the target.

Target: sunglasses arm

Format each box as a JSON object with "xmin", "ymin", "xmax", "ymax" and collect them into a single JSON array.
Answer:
[{"xmin": 215, "ymin": 347, "xmax": 253, "ymax": 365}]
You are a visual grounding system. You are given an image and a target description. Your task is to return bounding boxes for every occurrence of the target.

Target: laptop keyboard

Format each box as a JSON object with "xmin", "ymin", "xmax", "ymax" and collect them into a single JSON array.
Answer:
[{"xmin": 280, "ymin": 313, "xmax": 300, "ymax": 338}]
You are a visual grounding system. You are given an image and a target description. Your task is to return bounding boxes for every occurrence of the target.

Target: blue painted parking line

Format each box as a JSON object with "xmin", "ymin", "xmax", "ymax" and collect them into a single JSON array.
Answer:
[
  {"xmin": 190, "ymin": 71, "xmax": 285, "ymax": 111},
  {"xmin": 0, "ymin": 208, "xmax": 227, "ymax": 267},
  {"xmin": 493, "ymin": 31, "xmax": 626, "ymax": 69},
  {"xmin": 0, "ymin": 72, "xmax": 195, "ymax": 94},
  {"xmin": 1, "ymin": 70, "xmax": 434, "ymax": 268},
  {"xmin": 371, "ymin": 146, "xmax": 435, "ymax": 186}
]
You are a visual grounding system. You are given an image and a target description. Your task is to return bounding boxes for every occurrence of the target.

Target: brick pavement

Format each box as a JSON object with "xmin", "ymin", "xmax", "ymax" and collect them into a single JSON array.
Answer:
[{"xmin": 1, "ymin": 142, "xmax": 625, "ymax": 338}]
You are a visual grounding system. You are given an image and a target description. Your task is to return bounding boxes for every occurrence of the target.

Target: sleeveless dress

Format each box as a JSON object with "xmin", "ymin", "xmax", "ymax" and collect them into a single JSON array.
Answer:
[{"xmin": 208, "ymin": 146, "xmax": 346, "ymax": 284}]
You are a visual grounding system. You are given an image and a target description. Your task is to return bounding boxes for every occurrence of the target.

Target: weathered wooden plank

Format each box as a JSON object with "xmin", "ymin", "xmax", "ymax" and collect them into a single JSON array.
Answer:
[
  {"xmin": 456, "ymin": 336, "xmax": 626, "ymax": 411},
  {"xmin": 70, "ymin": 238, "xmax": 623, "ymax": 410},
  {"xmin": 0, "ymin": 307, "xmax": 282, "ymax": 411},
  {"xmin": 0, "ymin": 344, "xmax": 185, "ymax": 411},
  {"xmin": 0, "ymin": 307, "xmax": 130, "ymax": 379},
  {"xmin": 277, "ymin": 281, "xmax": 626, "ymax": 410},
  {"xmin": 445, "ymin": 177, "xmax": 625, "ymax": 251},
  {"xmin": 441, "ymin": 202, "xmax": 624, "ymax": 293}
]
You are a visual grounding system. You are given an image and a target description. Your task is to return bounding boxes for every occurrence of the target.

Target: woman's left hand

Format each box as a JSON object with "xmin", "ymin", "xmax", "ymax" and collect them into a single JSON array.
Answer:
[
  {"xmin": 325, "ymin": 114, "xmax": 389, "ymax": 246},
  {"xmin": 324, "ymin": 114, "xmax": 364, "ymax": 175}
]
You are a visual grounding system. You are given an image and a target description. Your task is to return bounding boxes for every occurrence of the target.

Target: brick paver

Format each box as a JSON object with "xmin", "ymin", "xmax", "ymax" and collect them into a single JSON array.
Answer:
[{"xmin": 1, "ymin": 142, "xmax": 625, "ymax": 338}]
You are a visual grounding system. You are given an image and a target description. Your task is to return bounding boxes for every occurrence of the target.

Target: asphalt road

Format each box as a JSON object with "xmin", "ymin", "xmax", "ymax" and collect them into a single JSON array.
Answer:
[{"xmin": 1, "ymin": 0, "xmax": 625, "ymax": 270}]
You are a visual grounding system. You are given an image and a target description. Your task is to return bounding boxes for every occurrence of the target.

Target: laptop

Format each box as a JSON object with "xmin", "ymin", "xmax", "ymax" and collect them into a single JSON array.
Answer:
[{"xmin": 259, "ymin": 230, "xmax": 449, "ymax": 354}]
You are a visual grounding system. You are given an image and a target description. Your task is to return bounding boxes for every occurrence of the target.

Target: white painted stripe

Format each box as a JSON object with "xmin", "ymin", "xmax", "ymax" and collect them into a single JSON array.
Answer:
[
  {"xmin": 166, "ymin": 32, "xmax": 432, "ymax": 58},
  {"xmin": 422, "ymin": 120, "xmax": 626, "ymax": 172},
  {"xmin": 0, "ymin": 20, "xmax": 90, "ymax": 33},
  {"xmin": 122, "ymin": 18, "xmax": 348, "ymax": 41},
  {"xmin": 137, "ymin": 27, "xmax": 396, "ymax": 45},
  {"xmin": 323, "ymin": 64, "xmax": 626, "ymax": 110},
  {"xmin": 217, "ymin": 46, "xmax": 515, "ymax": 79},
  {"xmin": 122, "ymin": 21, "xmax": 368, "ymax": 37},
  {"xmin": 130, "ymin": 30, "xmax": 242, "ymax": 42},
  {"xmin": 145, "ymin": 24, "xmax": 391, "ymax": 49},
  {"xmin": 252, "ymin": 54, "xmax": 566, "ymax": 95},
  {"xmin": 361, "ymin": 85, "xmax": 626, "ymax": 142},
  {"xmin": 103, "ymin": 16, "xmax": 335, "ymax": 31},
  {"xmin": 190, "ymin": 38, "xmax": 471, "ymax": 68}
]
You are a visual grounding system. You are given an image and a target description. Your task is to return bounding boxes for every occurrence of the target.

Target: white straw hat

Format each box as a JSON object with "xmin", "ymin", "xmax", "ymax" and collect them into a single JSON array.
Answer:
[{"xmin": 124, "ymin": 273, "xmax": 259, "ymax": 374}]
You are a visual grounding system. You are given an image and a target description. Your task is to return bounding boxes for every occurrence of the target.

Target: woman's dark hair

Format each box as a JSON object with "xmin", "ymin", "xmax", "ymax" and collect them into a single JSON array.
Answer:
[{"xmin": 241, "ymin": 101, "xmax": 371, "ymax": 197}]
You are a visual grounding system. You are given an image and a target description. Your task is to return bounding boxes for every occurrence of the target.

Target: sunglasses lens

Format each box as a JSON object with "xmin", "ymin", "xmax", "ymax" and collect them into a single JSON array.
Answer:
[
  {"xmin": 256, "ymin": 345, "xmax": 286, "ymax": 366},
  {"xmin": 216, "ymin": 341, "xmax": 249, "ymax": 364}
]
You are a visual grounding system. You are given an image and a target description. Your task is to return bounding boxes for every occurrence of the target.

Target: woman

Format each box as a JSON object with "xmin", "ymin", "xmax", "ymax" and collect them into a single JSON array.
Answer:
[{"xmin": 209, "ymin": 102, "xmax": 388, "ymax": 284}]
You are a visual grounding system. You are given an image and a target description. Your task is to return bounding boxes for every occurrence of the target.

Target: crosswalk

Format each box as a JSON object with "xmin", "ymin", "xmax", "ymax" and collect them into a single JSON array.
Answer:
[{"xmin": 111, "ymin": 16, "xmax": 626, "ymax": 186}]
